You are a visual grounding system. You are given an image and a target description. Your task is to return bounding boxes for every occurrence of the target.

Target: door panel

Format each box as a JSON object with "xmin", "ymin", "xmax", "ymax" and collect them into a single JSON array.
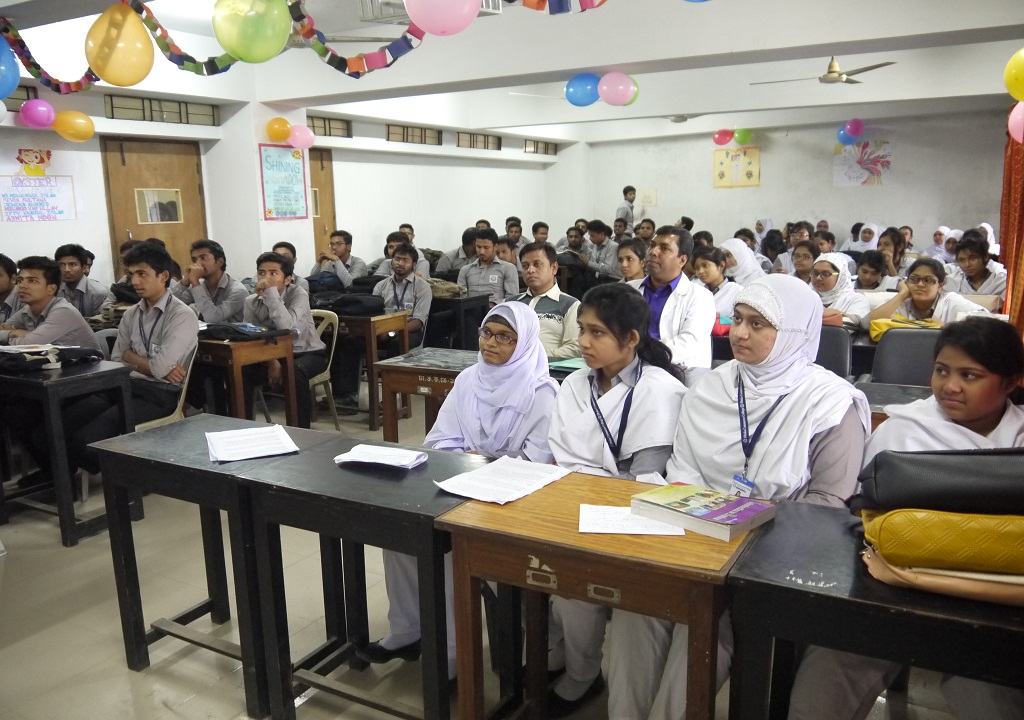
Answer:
[{"xmin": 308, "ymin": 148, "xmax": 337, "ymax": 261}]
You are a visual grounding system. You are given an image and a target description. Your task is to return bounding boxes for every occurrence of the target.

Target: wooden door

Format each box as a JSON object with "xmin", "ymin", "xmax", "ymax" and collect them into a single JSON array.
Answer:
[
  {"xmin": 101, "ymin": 139, "xmax": 207, "ymax": 276},
  {"xmin": 308, "ymin": 148, "xmax": 337, "ymax": 260}
]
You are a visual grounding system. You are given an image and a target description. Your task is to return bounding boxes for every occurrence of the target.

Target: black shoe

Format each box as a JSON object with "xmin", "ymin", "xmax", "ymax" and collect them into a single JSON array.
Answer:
[
  {"xmin": 356, "ymin": 639, "xmax": 421, "ymax": 664},
  {"xmin": 16, "ymin": 470, "xmax": 50, "ymax": 489},
  {"xmin": 547, "ymin": 674, "xmax": 606, "ymax": 719},
  {"xmin": 521, "ymin": 665, "xmax": 568, "ymax": 684}
]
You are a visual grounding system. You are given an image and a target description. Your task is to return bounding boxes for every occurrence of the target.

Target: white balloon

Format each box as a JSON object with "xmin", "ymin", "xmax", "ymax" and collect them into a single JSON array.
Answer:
[{"xmin": 0, "ymin": 104, "xmax": 7, "ymax": 123}]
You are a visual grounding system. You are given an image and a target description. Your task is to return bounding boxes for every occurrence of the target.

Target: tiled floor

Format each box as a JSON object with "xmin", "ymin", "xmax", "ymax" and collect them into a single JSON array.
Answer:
[{"xmin": 0, "ymin": 392, "xmax": 958, "ymax": 719}]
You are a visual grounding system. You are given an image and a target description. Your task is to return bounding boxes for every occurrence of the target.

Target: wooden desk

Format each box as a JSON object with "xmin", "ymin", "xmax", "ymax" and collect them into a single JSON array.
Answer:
[
  {"xmin": 853, "ymin": 381, "xmax": 932, "ymax": 430},
  {"xmin": 376, "ymin": 348, "xmax": 478, "ymax": 443},
  {"xmin": 727, "ymin": 501, "xmax": 1024, "ymax": 720},
  {"xmin": 437, "ymin": 473, "xmax": 752, "ymax": 720},
  {"xmin": 429, "ymin": 294, "xmax": 489, "ymax": 350},
  {"xmin": 0, "ymin": 360, "xmax": 135, "ymax": 546},
  {"xmin": 337, "ymin": 311, "xmax": 410, "ymax": 431},
  {"xmin": 196, "ymin": 336, "xmax": 298, "ymax": 427}
]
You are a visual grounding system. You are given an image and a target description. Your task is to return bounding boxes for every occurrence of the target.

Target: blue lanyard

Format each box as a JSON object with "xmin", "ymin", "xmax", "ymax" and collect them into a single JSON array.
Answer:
[
  {"xmin": 138, "ymin": 305, "xmax": 163, "ymax": 354},
  {"xmin": 737, "ymin": 378, "xmax": 787, "ymax": 478},
  {"xmin": 590, "ymin": 360, "xmax": 642, "ymax": 459}
]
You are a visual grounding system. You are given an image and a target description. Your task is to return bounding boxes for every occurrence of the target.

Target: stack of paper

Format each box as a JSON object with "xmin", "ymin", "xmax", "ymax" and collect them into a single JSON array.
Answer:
[
  {"xmin": 334, "ymin": 444, "xmax": 427, "ymax": 469},
  {"xmin": 434, "ymin": 455, "xmax": 571, "ymax": 504},
  {"xmin": 206, "ymin": 425, "xmax": 299, "ymax": 462},
  {"xmin": 578, "ymin": 505, "xmax": 685, "ymax": 535}
]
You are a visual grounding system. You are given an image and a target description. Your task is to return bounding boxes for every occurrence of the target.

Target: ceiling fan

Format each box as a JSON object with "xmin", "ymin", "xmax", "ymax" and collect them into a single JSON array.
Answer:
[
  {"xmin": 750, "ymin": 56, "xmax": 895, "ymax": 86},
  {"xmin": 284, "ymin": 30, "xmax": 401, "ymax": 48}
]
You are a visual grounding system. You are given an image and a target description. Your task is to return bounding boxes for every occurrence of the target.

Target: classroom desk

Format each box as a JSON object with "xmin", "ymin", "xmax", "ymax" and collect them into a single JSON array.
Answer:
[
  {"xmin": 437, "ymin": 473, "xmax": 752, "ymax": 720},
  {"xmin": 92, "ymin": 414, "xmax": 335, "ymax": 719},
  {"xmin": 336, "ymin": 311, "xmax": 410, "ymax": 431},
  {"xmin": 727, "ymin": 501, "xmax": 1024, "ymax": 720},
  {"xmin": 0, "ymin": 360, "xmax": 134, "ymax": 546},
  {"xmin": 196, "ymin": 336, "xmax": 298, "ymax": 427},
  {"xmin": 245, "ymin": 437, "xmax": 489, "ymax": 720},
  {"xmin": 429, "ymin": 294, "xmax": 489, "ymax": 350},
  {"xmin": 853, "ymin": 381, "xmax": 932, "ymax": 430},
  {"xmin": 376, "ymin": 348, "xmax": 478, "ymax": 443}
]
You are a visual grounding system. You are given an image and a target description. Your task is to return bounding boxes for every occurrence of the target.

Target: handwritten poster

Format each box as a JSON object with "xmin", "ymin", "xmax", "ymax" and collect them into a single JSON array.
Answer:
[
  {"xmin": 0, "ymin": 175, "xmax": 77, "ymax": 222},
  {"xmin": 834, "ymin": 141, "xmax": 893, "ymax": 187},
  {"xmin": 713, "ymin": 147, "xmax": 760, "ymax": 188},
  {"xmin": 259, "ymin": 144, "xmax": 308, "ymax": 220}
]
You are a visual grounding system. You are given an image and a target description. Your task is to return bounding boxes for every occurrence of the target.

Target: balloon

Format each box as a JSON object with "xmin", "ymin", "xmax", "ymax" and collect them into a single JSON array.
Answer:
[
  {"xmin": 213, "ymin": 0, "xmax": 292, "ymax": 64},
  {"xmin": 0, "ymin": 36, "xmax": 19, "ymax": 99},
  {"xmin": 1005, "ymin": 47, "xmax": 1024, "ymax": 102},
  {"xmin": 844, "ymin": 118, "xmax": 865, "ymax": 137},
  {"xmin": 837, "ymin": 127, "xmax": 857, "ymax": 145},
  {"xmin": 625, "ymin": 78, "xmax": 640, "ymax": 106},
  {"xmin": 84, "ymin": 4, "xmax": 155, "ymax": 87},
  {"xmin": 712, "ymin": 129, "xmax": 734, "ymax": 146},
  {"xmin": 565, "ymin": 73, "xmax": 600, "ymax": 107},
  {"xmin": 733, "ymin": 128, "xmax": 752, "ymax": 145},
  {"xmin": 19, "ymin": 99, "xmax": 56, "ymax": 129},
  {"xmin": 598, "ymin": 71, "xmax": 637, "ymax": 106},
  {"xmin": 404, "ymin": 0, "xmax": 479, "ymax": 37},
  {"xmin": 1010, "ymin": 102, "xmax": 1024, "ymax": 144},
  {"xmin": 579, "ymin": 0, "xmax": 608, "ymax": 8},
  {"xmin": 266, "ymin": 117, "xmax": 291, "ymax": 142},
  {"xmin": 288, "ymin": 125, "xmax": 315, "ymax": 149},
  {"xmin": 53, "ymin": 111, "xmax": 95, "ymax": 142}
]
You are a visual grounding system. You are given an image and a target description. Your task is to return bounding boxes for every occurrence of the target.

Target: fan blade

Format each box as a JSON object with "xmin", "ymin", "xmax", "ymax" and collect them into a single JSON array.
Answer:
[
  {"xmin": 749, "ymin": 77, "xmax": 817, "ymax": 85},
  {"xmin": 842, "ymin": 77, "xmax": 863, "ymax": 84},
  {"xmin": 843, "ymin": 61, "xmax": 895, "ymax": 77}
]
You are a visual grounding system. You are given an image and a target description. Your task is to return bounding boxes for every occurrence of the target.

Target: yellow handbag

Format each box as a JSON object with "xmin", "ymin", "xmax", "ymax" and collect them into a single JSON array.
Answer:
[{"xmin": 868, "ymin": 314, "xmax": 942, "ymax": 342}]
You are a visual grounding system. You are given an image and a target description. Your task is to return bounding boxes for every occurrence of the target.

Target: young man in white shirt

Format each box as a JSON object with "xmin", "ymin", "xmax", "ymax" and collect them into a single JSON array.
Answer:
[{"xmin": 511, "ymin": 242, "xmax": 580, "ymax": 360}]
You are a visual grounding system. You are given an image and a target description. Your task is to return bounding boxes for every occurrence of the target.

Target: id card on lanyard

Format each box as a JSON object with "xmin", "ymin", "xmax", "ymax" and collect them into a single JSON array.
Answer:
[
  {"xmin": 138, "ymin": 304, "xmax": 163, "ymax": 356},
  {"xmin": 591, "ymin": 360, "xmax": 643, "ymax": 459},
  {"xmin": 733, "ymin": 378, "xmax": 786, "ymax": 497}
]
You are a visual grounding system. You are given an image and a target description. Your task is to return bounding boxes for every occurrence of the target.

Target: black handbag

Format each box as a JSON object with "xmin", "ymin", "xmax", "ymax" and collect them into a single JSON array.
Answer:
[
  {"xmin": 199, "ymin": 322, "xmax": 292, "ymax": 342},
  {"xmin": 310, "ymin": 292, "xmax": 385, "ymax": 317}
]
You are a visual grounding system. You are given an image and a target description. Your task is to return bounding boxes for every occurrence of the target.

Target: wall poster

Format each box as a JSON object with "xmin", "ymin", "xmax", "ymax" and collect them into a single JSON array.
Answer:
[
  {"xmin": 259, "ymin": 144, "xmax": 308, "ymax": 220},
  {"xmin": 713, "ymin": 147, "xmax": 760, "ymax": 188},
  {"xmin": 834, "ymin": 141, "xmax": 893, "ymax": 187},
  {"xmin": 0, "ymin": 175, "xmax": 77, "ymax": 222}
]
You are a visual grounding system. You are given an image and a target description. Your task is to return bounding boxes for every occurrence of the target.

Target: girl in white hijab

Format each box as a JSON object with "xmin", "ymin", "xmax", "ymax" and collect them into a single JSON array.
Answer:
[
  {"xmin": 846, "ymin": 222, "xmax": 880, "ymax": 252},
  {"xmin": 978, "ymin": 221, "xmax": 1000, "ymax": 257},
  {"xmin": 754, "ymin": 217, "xmax": 773, "ymax": 242},
  {"xmin": 812, "ymin": 252, "xmax": 871, "ymax": 327},
  {"xmin": 359, "ymin": 302, "xmax": 558, "ymax": 679},
  {"xmin": 720, "ymin": 237, "xmax": 767, "ymax": 286},
  {"xmin": 923, "ymin": 225, "xmax": 954, "ymax": 262},
  {"xmin": 608, "ymin": 275, "xmax": 870, "ymax": 720}
]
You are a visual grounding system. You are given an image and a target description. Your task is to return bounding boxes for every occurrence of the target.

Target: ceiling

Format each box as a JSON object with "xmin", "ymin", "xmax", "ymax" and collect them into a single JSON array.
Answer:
[{"xmin": 2, "ymin": 0, "xmax": 1022, "ymax": 143}]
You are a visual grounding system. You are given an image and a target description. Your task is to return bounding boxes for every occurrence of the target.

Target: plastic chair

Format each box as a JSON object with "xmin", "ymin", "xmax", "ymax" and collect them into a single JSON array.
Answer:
[
  {"xmin": 814, "ymin": 325, "xmax": 852, "ymax": 379},
  {"xmin": 869, "ymin": 328, "xmax": 940, "ymax": 386},
  {"xmin": 94, "ymin": 328, "xmax": 119, "ymax": 361},
  {"xmin": 136, "ymin": 350, "xmax": 198, "ymax": 432},
  {"xmin": 309, "ymin": 310, "xmax": 341, "ymax": 430}
]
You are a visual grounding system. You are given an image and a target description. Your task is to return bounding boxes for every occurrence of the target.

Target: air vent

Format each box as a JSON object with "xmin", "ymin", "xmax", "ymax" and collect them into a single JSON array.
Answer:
[{"xmin": 359, "ymin": 0, "xmax": 502, "ymax": 26}]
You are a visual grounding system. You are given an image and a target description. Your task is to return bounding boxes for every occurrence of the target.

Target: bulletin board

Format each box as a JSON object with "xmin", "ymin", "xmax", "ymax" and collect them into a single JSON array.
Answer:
[
  {"xmin": 259, "ymin": 144, "xmax": 308, "ymax": 220},
  {"xmin": 0, "ymin": 175, "xmax": 77, "ymax": 222}
]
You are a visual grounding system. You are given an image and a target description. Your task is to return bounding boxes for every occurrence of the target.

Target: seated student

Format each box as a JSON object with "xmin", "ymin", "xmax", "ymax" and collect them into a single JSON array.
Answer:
[
  {"xmin": 877, "ymin": 226, "xmax": 912, "ymax": 277},
  {"xmin": 612, "ymin": 218, "xmax": 629, "ymax": 245},
  {"xmin": 790, "ymin": 240, "xmax": 820, "ymax": 284},
  {"xmin": 692, "ymin": 246, "xmax": 742, "ymax": 320},
  {"xmin": 531, "ymin": 221, "xmax": 550, "ymax": 244},
  {"xmin": 899, "ymin": 224, "xmax": 914, "ymax": 250},
  {"xmin": 378, "ymin": 231, "xmax": 431, "ymax": 278},
  {"xmin": 923, "ymin": 225, "xmax": 954, "ymax": 262},
  {"xmin": 635, "ymin": 218, "xmax": 657, "ymax": 248},
  {"xmin": 754, "ymin": 217, "xmax": 773, "ymax": 244},
  {"xmin": 358, "ymin": 303, "xmax": 558, "ymax": 679},
  {"xmin": 243, "ymin": 252, "xmax": 326, "ymax": 429},
  {"xmin": 677, "ymin": 215, "xmax": 695, "ymax": 232},
  {"xmin": 692, "ymin": 230, "xmax": 713, "ymax": 248},
  {"xmin": 735, "ymin": 228, "xmax": 773, "ymax": 272},
  {"xmin": 434, "ymin": 227, "xmax": 477, "ymax": 273},
  {"xmin": 850, "ymin": 222, "xmax": 881, "ymax": 252},
  {"xmin": 512, "ymin": 242, "xmax": 580, "ymax": 359},
  {"xmin": 271, "ymin": 242, "xmax": 309, "ymax": 292},
  {"xmin": 564, "ymin": 220, "xmax": 622, "ymax": 294},
  {"xmin": 628, "ymin": 226, "xmax": 715, "ymax": 382},
  {"xmin": 495, "ymin": 236, "xmax": 523, "ymax": 273},
  {"xmin": 366, "ymin": 241, "xmax": 391, "ymax": 276},
  {"xmin": 811, "ymin": 252, "xmax": 871, "ymax": 328},
  {"xmin": 502, "ymin": 221, "xmax": 526, "ymax": 253},
  {"xmin": 54, "ymin": 243, "xmax": 114, "ymax": 317},
  {"xmin": 788, "ymin": 316, "xmax": 1024, "ymax": 720},
  {"xmin": 759, "ymin": 230, "xmax": 787, "ymax": 273},
  {"xmin": 773, "ymin": 221, "xmax": 814, "ymax": 274},
  {"xmin": 457, "ymin": 228, "xmax": 519, "ymax": 307},
  {"xmin": 547, "ymin": 283, "xmax": 688, "ymax": 717},
  {"xmin": 616, "ymin": 237, "xmax": 647, "ymax": 283},
  {"xmin": 554, "ymin": 223, "xmax": 594, "ymax": 253},
  {"xmin": 170, "ymin": 239, "xmax": 248, "ymax": 322},
  {"xmin": 0, "ymin": 256, "xmax": 100, "ymax": 349},
  {"xmin": 867, "ymin": 257, "xmax": 988, "ymax": 326},
  {"xmin": 853, "ymin": 250, "xmax": 900, "ymax": 291},
  {"xmin": 0, "ymin": 253, "xmax": 21, "ymax": 323},
  {"xmin": 310, "ymin": 230, "xmax": 367, "ymax": 288},
  {"xmin": 945, "ymin": 231, "xmax": 1007, "ymax": 307},
  {"xmin": 475, "ymin": 218, "xmax": 491, "ymax": 230},
  {"xmin": 608, "ymin": 275, "xmax": 870, "ymax": 720},
  {"xmin": 720, "ymin": 237, "xmax": 766, "ymax": 286}
]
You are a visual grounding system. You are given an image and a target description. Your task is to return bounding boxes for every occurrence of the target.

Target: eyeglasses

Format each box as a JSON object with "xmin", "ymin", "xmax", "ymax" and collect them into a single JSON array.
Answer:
[
  {"xmin": 811, "ymin": 271, "xmax": 836, "ymax": 279},
  {"xmin": 793, "ymin": 254, "xmax": 815, "ymax": 261},
  {"xmin": 790, "ymin": 231, "xmax": 810, "ymax": 239},
  {"xmin": 478, "ymin": 327, "xmax": 517, "ymax": 345},
  {"xmin": 906, "ymin": 275, "xmax": 939, "ymax": 286},
  {"xmin": 328, "ymin": 241, "xmax": 346, "ymax": 248}
]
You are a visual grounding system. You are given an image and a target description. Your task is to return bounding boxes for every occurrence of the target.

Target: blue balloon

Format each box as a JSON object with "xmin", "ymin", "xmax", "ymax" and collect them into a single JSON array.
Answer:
[
  {"xmin": 837, "ymin": 127, "xmax": 857, "ymax": 145},
  {"xmin": 565, "ymin": 73, "xmax": 600, "ymax": 107},
  {"xmin": 0, "ymin": 37, "xmax": 19, "ymax": 100}
]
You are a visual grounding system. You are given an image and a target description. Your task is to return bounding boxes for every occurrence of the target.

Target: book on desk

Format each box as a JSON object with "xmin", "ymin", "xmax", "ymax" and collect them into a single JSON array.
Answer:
[{"xmin": 631, "ymin": 483, "xmax": 776, "ymax": 541}]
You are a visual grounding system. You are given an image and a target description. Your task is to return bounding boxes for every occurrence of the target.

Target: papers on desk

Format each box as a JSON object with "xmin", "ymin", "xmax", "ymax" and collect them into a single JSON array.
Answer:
[
  {"xmin": 0, "ymin": 344, "xmax": 57, "ymax": 353},
  {"xmin": 548, "ymin": 357, "xmax": 588, "ymax": 371},
  {"xmin": 579, "ymin": 504, "xmax": 686, "ymax": 535},
  {"xmin": 334, "ymin": 444, "xmax": 427, "ymax": 469},
  {"xmin": 206, "ymin": 424, "xmax": 299, "ymax": 462},
  {"xmin": 434, "ymin": 455, "xmax": 570, "ymax": 504}
]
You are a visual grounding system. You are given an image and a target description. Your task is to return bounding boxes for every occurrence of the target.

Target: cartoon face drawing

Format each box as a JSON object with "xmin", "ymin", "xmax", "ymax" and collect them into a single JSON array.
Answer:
[{"xmin": 16, "ymin": 148, "xmax": 52, "ymax": 176}]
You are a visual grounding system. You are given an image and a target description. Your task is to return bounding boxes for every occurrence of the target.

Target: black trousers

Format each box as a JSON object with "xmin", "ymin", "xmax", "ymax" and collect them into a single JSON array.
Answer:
[
  {"xmin": 242, "ymin": 350, "xmax": 327, "ymax": 429},
  {"xmin": 334, "ymin": 330, "xmax": 423, "ymax": 396}
]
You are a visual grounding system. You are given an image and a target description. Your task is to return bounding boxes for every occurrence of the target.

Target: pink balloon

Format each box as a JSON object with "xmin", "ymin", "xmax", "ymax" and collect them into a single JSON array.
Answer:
[
  {"xmin": 713, "ymin": 129, "xmax": 734, "ymax": 146},
  {"xmin": 1010, "ymin": 102, "xmax": 1024, "ymax": 144},
  {"xmin": 19, "ymin": 99, "xmax": 56, "ymax": 129},
  {"xmin": 598, "ymin": 72, "xmax": 636, "ymax": 106},
  {"xmin": 844, "ymin": 118, "xmax": 865, "ymax": 137},
  {"xmin": 405, "ymin": 0, "xmax": 479, "ymax": 36},
  {"xmin": 288, "ymin": 125, "xmax": 315, "ymax": 150}
]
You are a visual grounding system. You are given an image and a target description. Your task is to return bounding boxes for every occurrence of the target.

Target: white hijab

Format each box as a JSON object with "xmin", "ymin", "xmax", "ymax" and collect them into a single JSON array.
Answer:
[
  {"xmin": 666, "ymin": 275, "xmax": 870, "ymax": 500},
  {"xmin": 721, "ymin": 237, "xmax": 766, "ymax": 286},
  {"xmin": 849, "ymin": 222, "xmax": 880, "ymax": 251},
  {"xmin": 755, "ymin": 217, "xmax": 773, "ymax": 241},
  {"xmin": 979, "ymin": 222, "xmax": 1000, "ymax": 256},
  {"xmin": 814, "ymin": 251, "xmax": 855, "ymax": 306}
]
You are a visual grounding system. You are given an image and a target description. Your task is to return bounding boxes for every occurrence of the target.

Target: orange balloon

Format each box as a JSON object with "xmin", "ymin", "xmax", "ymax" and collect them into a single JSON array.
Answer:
[
  {"xmin": 266, "ymin": 117, "xmax": 291, "ymax": 142},
  {"xmin": 85, "ymin": 4, "xmax": 155, "ymax": 87},
  {"xmin": 53, "ymin": 111, "xmax": 95, "ymax": 142}
]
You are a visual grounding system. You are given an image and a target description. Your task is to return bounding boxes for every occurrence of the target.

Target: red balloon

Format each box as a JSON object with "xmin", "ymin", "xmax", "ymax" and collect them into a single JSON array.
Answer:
[{"xmin": 713, "ymin": 129, "xmax": 734, "ymax": 146}]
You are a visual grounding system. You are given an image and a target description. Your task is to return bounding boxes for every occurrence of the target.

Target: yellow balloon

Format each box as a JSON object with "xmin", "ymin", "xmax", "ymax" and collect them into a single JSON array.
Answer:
[
  {"xmin": 85, "ymin": 4, "xmax": 155, "ymax": 87},
  {"xmin": 53, "ymin": 111, "xmax": 95, "ymax": 142},
  {"xmin": 266, "ymin": 117, "xmax": 292, "ymax": 142},
  {"xmin": 1006, "ymin": 47, "xmax": 1024, "ymax": 102}
]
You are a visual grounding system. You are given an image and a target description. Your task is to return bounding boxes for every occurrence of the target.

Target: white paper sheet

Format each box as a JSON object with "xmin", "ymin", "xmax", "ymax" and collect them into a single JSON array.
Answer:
[
  {"xmin": 206, "ymin": 424, "xmax": 299, "ymax": 462},
  {"xmin": 334, "ymin": 444, "xmax": 427, "ymax": 469},
  {"xmin": 434, "ymin": 455, "xmax": 571, "ymax": 504},
  {"xmin": 578, "ymin": 505, "xmax": 686, "ymax": 535}
]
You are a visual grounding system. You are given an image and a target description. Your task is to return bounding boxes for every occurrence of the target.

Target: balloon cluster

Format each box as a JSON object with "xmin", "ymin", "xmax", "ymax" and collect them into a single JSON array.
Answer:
[
  {"xmin": 565, "ymin": 72, "xmax": 639, "ymax": 107},
  {"xmin": 1006, "ymin": 48, "xmax": 1024, "ymax": 144},
  {"xmin": 712, "ymin": 128, "xmax": 752, "ymax": 146},
  {"xmin": 836, "ymin": 118, "xmax": 865, "ymax": 146},
  {"xmin": 15, "ymin": 99, "xmax": 95, "ymax": 142},
  {"xmin": 522, "ymin": 0, "xmax": 607, "ymax": 13},
  {"xmin": 266, "ymin": 117, "xmax": 315, "ymax": 149}
]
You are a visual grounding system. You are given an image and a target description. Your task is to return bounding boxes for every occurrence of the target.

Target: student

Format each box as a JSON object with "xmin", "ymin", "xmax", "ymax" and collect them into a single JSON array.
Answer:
[
  {"xmin": 475, "ymin": 218, "xmax": 491, "ymax": 230},
  {"xmin": 773, "ymin": 220, "xmax": 813, "ymax": 274},
  {"xmin": 677, "ymin": 216, "xmax": 695, "ymax": 232},
  {"xmin": 615, "ymin": 184, "xmax": 638, "ymax": 235},
  {"xmin": 243, "ymin": 251, "xmax": 326, "ymax": 429},
  {"xmin": 867, "ymin": 257, "xmax": 987, "ymax": 325},
  {"xmin": 692, "ymin": 246, "xmax": 742, "ymax": 320},
  {"xmin": 736, "ymin": 228, "xmax": 773, "ymax": 273},
  {"xmin": 271, "ymin": 241, "xmax": 309, "ymax": 291},
  {"xmin": 876, "ymin": 226, "xmax": 912, "ymax": 277},
  {"xmin": 54, "ymin": 243, "xmax": 114, "ymax": 317},
  {"xmin": 635, "ymin": 218, "xmax": 657, "ymax": 247},
  {"xmin": 813, "ymin": 229, "xmax": 836, "ymax": 254},
  {"xmin": 170, "ymin": 239, "xmax": 248, "ymax": 322},
  {"xmin": 811, "ymin": 253, "xmax": 871, "ymax": 327},
  {"xmin": 554, "ymin": 225, "xmax": 593, "ymax": 255},
  {"xmin": 0, "ymin": 253, "xmax": 21, "ymax": 323},
  {"xmin": 378, "ymin": 231, "xmax": 431, "ymax": 278},
  {"xmin": 358, "ymin": 303, "xmax": 558, "ymax": 680},
  {"xmin": 754, "ymin": 217, "xmax": 773, "ymax": 243},
  {"xmin": 503, "ymin": 221, "xmax": 525, "ymax": 252},
  {"xmin": 616, "ymin": 238, "xmax": 647, "ymax": 283},
  {"xmin": 0, "ymin": 256, "xmax": 100, "ymax": 349},
  {"xmin": 945, "ymin": 231, "xmax": 1007, "ymax": 306},
  {"xmin": 790, "ymin": 240, "xmax": 820, "ymax": 283},
  {"xmin": 311, "ymin": 230, "xmax": 368, "ymax": 288},
  {"xmin": 923, "ymin": 225, "xmax": 954, "ymax": 262},
  {"xmin": 899, "ymin": 224, "xmax": 914, "ymax": 249},
  {"xmin": 495, "ymin": 236, "xmax": 522, "ymax": 271},
  {"xmin": 789, "ymin": 317, "xmax": 1024, "ymax": 720},
  {"xmin": 720, "ymin": 237, "xmax": 766, "ymax": 286},
  {"xmin": 531, "ymin": 221, "xmax": 550, "ymax": 244},
  {"xmin": 816, "ymin": 219, "xmax": 830, "ymax": 233},
  {"xmin": 612, "ymin": 218, "xmax": 628, "ymax": 244},
  {"xmin": 547, "ymin": 283, "xmax": 688, "ymax": 717},
  {"xmin": 846, "ymin": 222, "xmax": 880, "ymax": 252},
  {"xmin": 978, "ymin": 221, "xmax": 1000, "ymax": 258},
  {"xmin": 760, "ymin": 231, "xmax": 787, "ymax": 271},
  {"xmin": 399, "ymin": 222, "xmax": 416, "ymax": 242},
  {"xmin": 853, "ymin": 250, "xmax": 900, "ymax": 291},
  {"xmin": 585, "ymin": 220, "xmax": 623, "ymax": 283},
  {"xmin": 692, "ymin": 230, "xmax": 713, "ymax": 248},
  {"xmin": 512, "ymin": 242, "xmax": 581, "ymax": 360},
  {"xmin": 608, "ymin": 274, "xmax": 870, "ymax": 720},
  {"xmin": 434, "ymin": 227, "xmax": 477, "ymax": 273},
  {"xmin": 457, "ymin": 228, "xmax": 520, "ymax": 307}
]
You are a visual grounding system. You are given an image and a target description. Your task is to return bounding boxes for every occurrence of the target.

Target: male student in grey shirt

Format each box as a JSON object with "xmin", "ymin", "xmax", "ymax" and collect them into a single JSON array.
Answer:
[
  {"xmin": 0, "ymin": 256, "xmax": 100, "ymax": 350},
  {"xmin": 55, "ymin": 243, "xmax": 115, "ymax": 317},
  {"xmin": 170, "ymin": 239, "xmax": 249, "ymax": 322},
  {"xmin": 457, "ymin": 228, "xmax": 519, "ymax": 306},
  {"xmin": 310, "ymin": 230, "xmax": 367, "ymax": 288}
]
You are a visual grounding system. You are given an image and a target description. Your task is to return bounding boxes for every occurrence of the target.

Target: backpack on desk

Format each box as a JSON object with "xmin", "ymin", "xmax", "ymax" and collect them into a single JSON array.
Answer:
[
  {"xmin": 310, "ymin": 292, "xmax": 385, "ymax": 317},
  {"xmin": 199, "ymin": 322, "xmax": 292, "ymax": 341}
]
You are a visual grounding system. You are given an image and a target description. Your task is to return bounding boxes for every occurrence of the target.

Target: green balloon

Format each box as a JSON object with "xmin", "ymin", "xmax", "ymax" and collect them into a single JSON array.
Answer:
[
  {"xmin": 626, "ymin": 79, "xmax": 640, "ymax": 106},
  {"xmin": 213, "ymin": 0, "xmax": 291, "ymax": 64},
  {"xmin": 734, "ymin": 128, "xmax": 752, "ymax": 145}
]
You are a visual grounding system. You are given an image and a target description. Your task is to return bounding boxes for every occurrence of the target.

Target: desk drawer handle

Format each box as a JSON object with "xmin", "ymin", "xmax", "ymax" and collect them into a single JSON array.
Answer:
[
  {"xmin": 587, "ymin": 583, "xmax": 620, "ymax": 604},
  {"xmin": 526, "ymin": 569, "xmax": 557, "ymax": 589}
]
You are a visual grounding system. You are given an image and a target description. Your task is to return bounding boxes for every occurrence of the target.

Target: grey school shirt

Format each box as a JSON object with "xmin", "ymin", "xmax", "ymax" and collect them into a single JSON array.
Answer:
[
  {"xmin": 309, "ymin": 256, "xmax": 367, "ymax": 288},
  {"xmin": 457, "ymin": 258, "xmax": 519, "ymax": 305},
  {"xmin": 58, "ymin": 276, "xmax": 115, "ymax": 317},
  {"xmin": 243, "ymin": 284, "xmax": 325, "ymax": 355},
  {"xmin": 373, "ymin": 274, "xmax": 432, "ymax": 328},
  {"xmin": 0, "ymin": 296, "xmax": 100, "ymax": 349},
  {"xmin": 114, "ymin": 290, "xmax": 198, "ymax": 387},
  {"xmin": 170, "ymin": 271, "xmax": 249, "ymax": 323}
]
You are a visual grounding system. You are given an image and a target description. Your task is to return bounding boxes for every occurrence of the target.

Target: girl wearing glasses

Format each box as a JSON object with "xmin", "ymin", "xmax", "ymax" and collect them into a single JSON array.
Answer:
[
  {"xmin": 867, "ymin": 257, "xmax": 987, "ymax": 326},
  {"xmin": 789, "ymin": 240, "xmax": 821, "ymax": 284},
  {"xmin": 811, "ymin": 253, "xmax": 870, "ymax": 328},
  {"xmin": 358, "ymin": 302, "xmax": 558, "ymax": 678}
]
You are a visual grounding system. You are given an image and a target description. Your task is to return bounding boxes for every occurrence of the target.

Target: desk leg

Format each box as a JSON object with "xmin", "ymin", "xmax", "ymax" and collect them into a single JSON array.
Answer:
[
  {"xmin": 43, "ymin": 392, "xmax": 77, "ymax": 547},
  {"xmin": 523, "ymin": 589, "xmax": 549, "ymax": 720},
  {"xmin": 423, "ymin": 397, "xmax": 444, "ymax": 438},
  {"xmin": 366, "ymin": 331, "xmax": 381, "ymax": 432},
  {"xmin": 452, "ymin": 535, "xmax": 484, "ymax": 720},
  {"xmin": 342, "ymin": 539, "xmax": 369, "ymax": 670},
  {"xmin": 686, "ymin": 583, "xmax": 722, "ymax": 720},
  {"xmin": 320, "ymin": 536, "xmax": 345, "ymax": 641},
  {"xmin": 102, "ymin": 477, "xmax": 149, "ymax": 670},
  {"xmin": 418, "ymin": 533, "xmax": 450, "ymax": 720},
  {"xmin": 381, "ymin": 375, "xmax": 399, "ymax": 443},
  {"xmin": 199, "ymin": 506, "xmax": 230, "ymax": 624},
  {"xmin": 496, "ymin": 584, "xmax": 523, "ymax": 704},
  {"xmin": 228, "ymin": 361, "xmax": 247, "ymax": 420},
  {"xmin": 253, "ymin": 502, "xmax": 293, "ymax": 720},
  {"xmin": 280, "ymin": 350, "xmax": 298, "ymax": 428},
  {"xmin": 729, "ymin": 589, "xmax": 773, "ymax": 720}
]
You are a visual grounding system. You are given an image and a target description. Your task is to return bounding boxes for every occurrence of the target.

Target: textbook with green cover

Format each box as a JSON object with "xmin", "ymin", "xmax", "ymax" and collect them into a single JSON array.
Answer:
[{"xmin": 630, "ymin": 483, "xmax": 776, "ymax": 541}]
